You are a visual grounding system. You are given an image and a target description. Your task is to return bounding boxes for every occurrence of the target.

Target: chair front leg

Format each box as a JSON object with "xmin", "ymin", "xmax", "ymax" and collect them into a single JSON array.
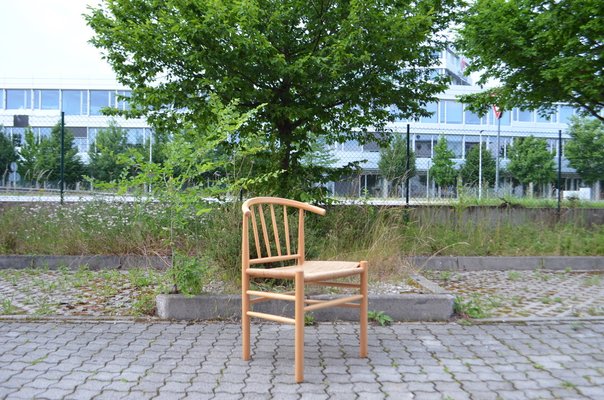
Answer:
[
  {"xmin": 295, "ymin": 270, "xmax": 305, "ymax": 383},
  {"xmin": 242, "ymin": 271, "xmax": 251, "ymax": 361},
  {"xmin": 360, "ymin": 261, "xmax": 368, "ymax": 358}
]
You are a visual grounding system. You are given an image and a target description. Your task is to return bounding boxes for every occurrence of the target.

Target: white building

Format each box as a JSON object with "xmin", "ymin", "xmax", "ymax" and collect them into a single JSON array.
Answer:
[{"xmin": 0, "ymin": 74, "xmax": 599, "ymax": 200}]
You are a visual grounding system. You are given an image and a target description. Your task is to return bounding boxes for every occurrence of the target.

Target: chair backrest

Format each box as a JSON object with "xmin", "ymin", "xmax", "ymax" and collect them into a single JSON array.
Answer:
[{"xmin": 241, "ymin": 197, "xmax": 326, "ymax": 269}]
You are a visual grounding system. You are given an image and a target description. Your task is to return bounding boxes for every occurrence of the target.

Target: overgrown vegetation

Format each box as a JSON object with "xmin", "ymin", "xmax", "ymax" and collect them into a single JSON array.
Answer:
[{"xmin": 2, "ymin": 202, "xmax": 603, "ymax": 292}]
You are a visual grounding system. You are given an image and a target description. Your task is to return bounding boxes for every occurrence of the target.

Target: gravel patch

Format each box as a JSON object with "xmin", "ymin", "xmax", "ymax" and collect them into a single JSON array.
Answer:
[{"xmin": 426, "ymin": 269, "xmax": 604, "ymax": 318}]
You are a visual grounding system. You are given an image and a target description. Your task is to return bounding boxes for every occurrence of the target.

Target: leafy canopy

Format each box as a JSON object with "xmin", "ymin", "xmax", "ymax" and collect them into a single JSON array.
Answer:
[
  {"xmin": 378, "ymin": 134, "xmax": 416, "ymax": 195},
  {"xmin": 429, "ymin": 136, "xmax": 457, "ymax": 188},
  {"xmin": 565, "ymin": 117, "xmax": 604, "ymax": 185},
  {"xmin": 86, "ymin": 0, "xmax": 459, "ymax": 199},
  {"xmin": 507, "ymin": 136, "xmax": 555, "ymax": 185},
  {"xmin": 456, "ymin": 0, "xmax": 604, "ymax": 122},
  {"xmin": 0, "ymin": 127, "xmax": 18, "ymax": 176},
  {"xmin": 88, "ymin": 122, "xmax": 131, "ymax": 182},
  {"xmin": 460, "ymin": 143, "xmax": 496, "ymax": 187},
  {"xmin": 18, "ymin": 125, "xmax": 85, "ymax": 185}
]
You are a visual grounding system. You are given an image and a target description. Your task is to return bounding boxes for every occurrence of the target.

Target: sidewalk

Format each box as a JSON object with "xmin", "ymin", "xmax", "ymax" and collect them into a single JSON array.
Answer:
[{"xmin": 1, "ymin": 319, "xmax": 603, "ymax": 399}]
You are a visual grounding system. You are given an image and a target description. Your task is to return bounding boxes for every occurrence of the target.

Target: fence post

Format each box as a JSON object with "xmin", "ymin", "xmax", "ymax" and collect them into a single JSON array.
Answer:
[
  {"xmin": 60, "ymin": 111, "xmax": 65, "ymax": 205},
  {"xmin": 557, "ymin": 129, "xmax": 562, "ymax": 218},
  {"xmin": 405, "ymin": 124, "xmax": 410, "ymax": 206}
]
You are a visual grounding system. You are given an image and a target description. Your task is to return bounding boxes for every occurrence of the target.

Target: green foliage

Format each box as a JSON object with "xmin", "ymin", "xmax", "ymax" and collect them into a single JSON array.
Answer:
[
  {"xmin": 456, "ymin": 0, "xmax": 604, "ymax": 123},
  {"xmin": 429, "ymin": 137, "xmax": 457, "ymax": 191},
  {"xmin": 507, "ymin": 136, "xmax": 555, "ymax": 187},
  {"xmin": 378, "ymin": 134, "xmax": 416, "ymax": 196},
  {"xmin": 17, "ymin": 124, "xmax": 85, "ymax": 185},
  {"xmin": 168, "ymin": 254, "xmax": 209, "ymax": 296},
  {"xmin": 460, "ymin": 143, "xmax": 496, "ymax": 187},
  {"xmin": 0, "ymin": 127, "xmax": 18, "ymax": 180},
  {"xmin": 454, "ymin": 294, "xmax": 500, "ymax": 319},
  {"xmin": 86, "ymin": 0, "xmax": 459, "ymax": 200},
  {"xmin": 368, "ymin": 310, "xmax": 393, "ymax": 326},
  {"xmin": 565, "ymin": 117, "xmax": 604, "ymax": 185},
  {"xmin": 88, "ymin": 122, "xmax": 131, "ymax": 182},
  {"xmin": 304, "ymin": 314, "xmax": 317, "ymax": 326}
]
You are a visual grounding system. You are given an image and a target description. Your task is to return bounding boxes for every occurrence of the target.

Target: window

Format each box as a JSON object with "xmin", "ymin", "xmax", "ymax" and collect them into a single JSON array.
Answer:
[
  {"xmin": 6, "ymin": 89, "xmax": 31, "ymax": 109},
  {"xmin": 62, "ymin": 90, "xmax": 88, "ymax": 115},
  {"xmin": 0, "ymin": 89, "xmax": 4, "ymax": 108},
  {"xmin": 90, "ymin": 90, "xmax": 111, "ymax": 115},
  {"xmin": 125, "ymin": 128, "xmax": 144, "ymax": 145},
  {"xmin": 440, "ymin": 100, "xmax": 463, "ymax": 124},
  {"xmin": 34, "ymin": 90, "xmax": 60, "ymax": 110},
  {"xmin": 464, "ymin": 108, "xmax": 483, "ymax": 124},
  {"xmin": 491, "ymin": 109, "xmax": 511, "ymax": 126},
  {"xmin": 514, "ymin": 108, "xmax": 533, "ymax": 122},
  {"xmin": 113, "ymin": 90, "xmax": 132, "ymax": 111},
  {"xmin": 415, "ymin": 136, "xmax": 433, "ymax": 157},
  {"xmin": 420, "ymin": 102, "xmax": 438, "ymax": 123},
  {"xmin": 559, "ymin": 106, "xmax": 575, "ymax": 124},
  {"xmin": 537, "ymin": 109, "xmax": 554, "ymax": 123}
]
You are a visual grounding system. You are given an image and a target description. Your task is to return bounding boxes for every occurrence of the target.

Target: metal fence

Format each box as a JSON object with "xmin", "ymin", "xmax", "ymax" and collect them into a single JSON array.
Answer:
[{"xmin": 1, "ymin": 114, "xmax": 601, "ymax": 205}]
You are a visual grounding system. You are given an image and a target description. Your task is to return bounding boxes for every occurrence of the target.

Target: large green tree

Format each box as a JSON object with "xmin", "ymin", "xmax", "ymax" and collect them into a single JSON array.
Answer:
[
  {"xmin": 460, "ymin": 143, "xmax": 496, "ymax": 187},
  {"xmin": 456, "ymin": 0, "xmax": 604, "ymax": 122},
  {"xmin": 86, "ymin": 0, "xmax": 458, "ymax": 199},
  {"xmin": 565, "ymin": 117, "xmax": 604, "ymax": 185},
  {"xmin": 507, "ymin": 136, "xmax": 555, "ymax": 190},
  {"xmin": 0, "ymin": 128, "xmax": 18, "ymax": 182},
  {"xmin": 429, "ymin": 136, "xmax": 457, "ymax": 194},
  {"xmin": 378, "ymin": 134, "xmax": 416, "ymax": 196},
  {"xmin": 88, "ymin": 122, "xmax": 130, "ymax": 182}
]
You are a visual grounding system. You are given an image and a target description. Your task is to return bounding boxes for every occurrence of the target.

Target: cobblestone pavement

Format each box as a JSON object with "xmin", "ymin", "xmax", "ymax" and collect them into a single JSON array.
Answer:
[
  {"xmin": 426, "ymin": 270, "xmax": 604, "ymax": 319},
  {"xmin": 0, "ymin": 320, "xmax": 603, "ymax": 400}
]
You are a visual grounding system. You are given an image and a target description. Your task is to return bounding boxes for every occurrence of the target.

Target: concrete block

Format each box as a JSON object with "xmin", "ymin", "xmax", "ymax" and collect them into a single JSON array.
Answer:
[{"xmin": 156, "ymin": 290, "xmax": 454, "ymax": 322}]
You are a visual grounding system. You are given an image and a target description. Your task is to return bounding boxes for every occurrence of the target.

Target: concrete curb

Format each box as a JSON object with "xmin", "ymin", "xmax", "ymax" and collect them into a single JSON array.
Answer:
[
  {"xmin": 155, "ymin": 293, "xmax": 455, "ymax": 322},
  {"xmin": 0, "ymin": 255, "xmax": 170, "ymax": 270},
  {"xmin": 410, "ymin": 256, "xmax": 604, "ymax": 271},
  {"xmin": 1, "ymin": 255, "xmax": 602, "ymax": 271},
  {"xmin": 156, "ymin": 274, "xmax": 454, "ymax": 322}
]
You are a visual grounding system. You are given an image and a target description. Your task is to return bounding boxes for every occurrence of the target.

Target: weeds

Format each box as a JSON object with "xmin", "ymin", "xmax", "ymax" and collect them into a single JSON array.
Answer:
[
  {"xmin": 304, "ymin": 314, "xmax": 316, "ymax": 326},
  {"xmin": 454, "ymin": 294, "xmax": 501, "ymax": 319},
  {"xmin": 368, "ymin": 310, "xmax": 393, "ymax": 326}
]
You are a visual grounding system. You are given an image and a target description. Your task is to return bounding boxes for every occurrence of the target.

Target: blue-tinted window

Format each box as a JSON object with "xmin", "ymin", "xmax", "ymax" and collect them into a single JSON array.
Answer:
[
  {"xmin": 90, "ymin": 90, "xmax": 111, "ymax": 115},
  {"xmin": 6, "ymin": 89, "xmax": 31, "ymax": 109},
  {"xmin": 116, "ymin": 90, "xmax": 131, "ymax": 110},
  {"xmin": 559, "ymin": 106, "xmax": 575, "ymax": 124},
  {"xmin": 537, "ymin": 109, "xmax": 554, "ymax": 123},
  {"xmin": 464, "ymin": 108, "xmax": 483, "ymax": 124},
  {"xmin": 62, "ymin": 90, "xmax": 88, "ymax": 115},
  {"xmin": 0, "ymin": 90, "xmax": 4, "ymax": 108},
  {"xmin": 420, "ymin": 102, "xmax": 438, "ymax": 123},
  {"xmin": 514, "ymin": 108, "xmax": 533, "ymax": 122},
  {"xmin": 126, "ymin": 128, "xmax": 144, "ymax": 145},
  {"xmin": 440, "ymin": 100, "xmax": 463, "ymax": 124},
  {"xmin": 491, "ymin": 109, "xmax": 511, "ymax": 126},
  {"xmin": 34, "ymin": 90, "xmax": 60, "ymax": 110}
]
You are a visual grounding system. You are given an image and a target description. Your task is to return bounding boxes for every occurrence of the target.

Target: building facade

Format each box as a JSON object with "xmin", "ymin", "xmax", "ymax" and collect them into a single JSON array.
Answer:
[{"xmin": 0, "ymin": 78, "xmax": 600, "ymax": 200}]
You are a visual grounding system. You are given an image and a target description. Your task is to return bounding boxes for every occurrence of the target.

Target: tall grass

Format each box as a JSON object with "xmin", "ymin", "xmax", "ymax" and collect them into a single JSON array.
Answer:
[{"xmin": 1, "ymin": 202, "xmax": 603, "ymax": 282}]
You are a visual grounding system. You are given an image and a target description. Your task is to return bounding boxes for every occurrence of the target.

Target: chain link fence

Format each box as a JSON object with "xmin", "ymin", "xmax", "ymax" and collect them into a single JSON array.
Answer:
[
  {"xmin": 327, "ymin": 125, "xmax": 602, "ymax": 204},
  {"xmin": 1, "ymin": 113, "xmax": 602, "ymax": 205}
]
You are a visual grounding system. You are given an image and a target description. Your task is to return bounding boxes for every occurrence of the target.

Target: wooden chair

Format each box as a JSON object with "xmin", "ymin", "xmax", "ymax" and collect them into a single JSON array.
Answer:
[{"xmin": 241, "ymin": 197, "xmax": 368, "ymax": 382}]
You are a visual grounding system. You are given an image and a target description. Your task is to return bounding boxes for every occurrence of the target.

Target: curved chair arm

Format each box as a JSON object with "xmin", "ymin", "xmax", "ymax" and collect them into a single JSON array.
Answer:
[{"xmin": 242, "ymin": 197, "xmax": 326, "ymax": 217}]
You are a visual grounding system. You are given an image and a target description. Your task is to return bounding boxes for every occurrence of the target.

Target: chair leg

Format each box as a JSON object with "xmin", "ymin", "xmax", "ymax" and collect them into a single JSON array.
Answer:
[
  {"xmin": 360, "ymin": 261, "xmax": 368, "ymax": 358},
  {"xmin": 242, "ymin": 272, "xmax": 250, "ymax": 361},
  {"xmin": 295, "ymin": 270, "xmax": 305, "ymax": 383}
]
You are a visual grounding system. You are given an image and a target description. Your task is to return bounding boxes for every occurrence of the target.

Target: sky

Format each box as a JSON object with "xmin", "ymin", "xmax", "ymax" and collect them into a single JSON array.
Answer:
[{"xmin": 0, "ymin": 0, "xmax": 117, "ymax": 83}]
